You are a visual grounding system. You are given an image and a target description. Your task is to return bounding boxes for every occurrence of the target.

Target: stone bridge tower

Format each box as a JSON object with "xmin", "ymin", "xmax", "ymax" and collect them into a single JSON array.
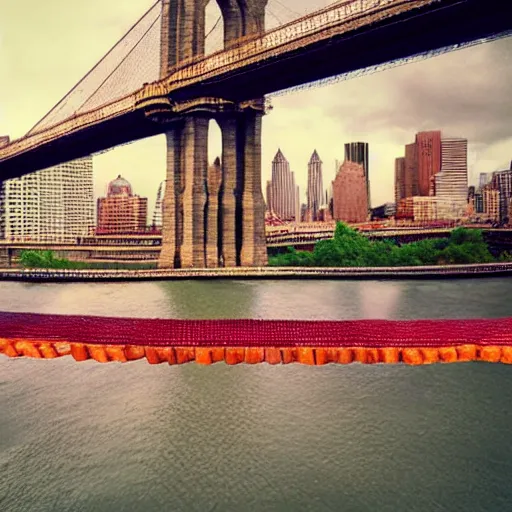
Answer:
[{"xmin": 158, "ymin": 0, "xmax": 269, "ymax": 269}]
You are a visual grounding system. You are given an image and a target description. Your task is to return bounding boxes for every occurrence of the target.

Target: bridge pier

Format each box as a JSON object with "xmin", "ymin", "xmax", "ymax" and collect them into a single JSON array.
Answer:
[
  {"xmin": 158, "ymin": 103, "xmax": 267, "ymax": 269},
  {"xmin": 158, "ymin": 0, "xmax": 269, "ymax": 269},
  {"xmin": 239, "ymin": 109, "xmax": 267, "ymax": 267}
]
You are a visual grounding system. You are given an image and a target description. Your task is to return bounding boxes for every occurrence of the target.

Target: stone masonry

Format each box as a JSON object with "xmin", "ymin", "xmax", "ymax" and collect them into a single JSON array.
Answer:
[{"xmin": 158, "ymin": 0, "xmax": 268, "ymax": 269}]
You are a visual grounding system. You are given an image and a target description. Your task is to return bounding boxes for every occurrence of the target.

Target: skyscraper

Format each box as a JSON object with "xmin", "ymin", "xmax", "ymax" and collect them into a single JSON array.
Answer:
[
  {"xmin": 415, "ymin": 131, "xmax": 442, "ymax": 196},
  {"xmin": 395, "ymin": 157, "xmax": 406, "ymax": 204},
  {"xmin": 434, "ymin": 138, "xmax": 468, "ymax": 219},
  {"xmin": 404, "ymin": 143, "xmax": 418, "ymax": 198},
  {"xmin": 295, "ymin": 185, "xmax": 301, "ymax": 224},
  {"xmin": 265, "ymin": 180, "xmax": 273, "ymax": 212},
  {"xmin": 97, "ymin": 175, "xmax": 148, "ymax": 234},
  {"xmin": 332, "ymin": 161, "xmax": 368, "ymax": 223},
  {"xmin": 307, "ymin": 150, "xmax": 324, "ymax": 221},
  {"xmin": 152, "ymin": 181, "xmax": 165, "ymax": 229},
  {"xmin": 268, "ymin": 149, "xmax": 298, "ymax": 221},
  {"xmin": 491, "ymin": 165, "xmax": 512, "ymax": 221},
  {"xmin": 479, "ymin": 172, "xmax": 491, "ymax": 190},
  {"xmin": 0, "ymin": 157, "xmax": 94, "ymax": 242},
  {"xmin": 345, "ymin": 142, "xmax": 370, "ymax": 208}
]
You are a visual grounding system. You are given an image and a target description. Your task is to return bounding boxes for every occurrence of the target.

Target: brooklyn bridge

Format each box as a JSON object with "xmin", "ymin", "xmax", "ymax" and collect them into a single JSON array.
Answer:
[{"xmin": 0, "ymin": 0, "xmax": 510, "ymax": 269}]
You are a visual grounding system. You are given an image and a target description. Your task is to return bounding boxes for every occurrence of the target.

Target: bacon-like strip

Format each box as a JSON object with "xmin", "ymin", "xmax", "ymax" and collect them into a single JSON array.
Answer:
[{"xmin": 1, "ymin": 312, "xmax": 512, "ymax": 366}]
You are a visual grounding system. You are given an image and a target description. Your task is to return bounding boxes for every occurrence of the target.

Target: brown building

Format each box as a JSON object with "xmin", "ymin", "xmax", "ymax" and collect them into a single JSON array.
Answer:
[
  {"xmin": 416, "ymin": 131, "xmax": 442, "ymax": 196},
  {"xmin": 97, "ymin": 175, "xmax": 148, "ymax": 234},
  {"xmin": 404, "ymin": 142, "xmax": 419, "ymax": 198},
  {"xmin": 482, "ymin": 185, "xmax": 500, "ymax": 222},
  {"xmin": 394, "ymin": 157, "xmax": 406, "ymax": 204},
  {"xmin": 332, "ymin": 161, "xmax": 368, "ymax": 223},
  {"xmin": 396, "ymin": 196, "xmax": 438, "ymax": 222}
]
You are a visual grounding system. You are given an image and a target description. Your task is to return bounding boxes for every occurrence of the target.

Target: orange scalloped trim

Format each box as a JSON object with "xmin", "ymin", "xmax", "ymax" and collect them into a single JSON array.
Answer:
[{"xmin": 1, "ymin": 339, "xmax": 511, "ymax": 365}]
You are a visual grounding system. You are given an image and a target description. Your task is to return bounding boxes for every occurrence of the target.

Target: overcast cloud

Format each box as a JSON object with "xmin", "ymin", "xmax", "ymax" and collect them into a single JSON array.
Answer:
[{"xmin": 1, "ymin": 1, "xmax": 510, "ymax": 215}]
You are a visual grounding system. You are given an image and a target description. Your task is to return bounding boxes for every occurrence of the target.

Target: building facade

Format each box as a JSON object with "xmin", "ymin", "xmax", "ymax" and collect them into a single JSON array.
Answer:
[
  {"xmin": 482, "ymin": 185, "xmax": 500, "ymax": 222},
  {"xmin": 345, "ymin": 142, "xmax": 370, "ymax": 208},
  {"xmin": 404, "ymin": 143, "xmax": 419, "ymax": 198},
  {"xmin": 395, "ymin": 157, "xmax": 406, "ymax": 204},
  {"xmin": 479, "ymin": 172, "xmax": 491, "ymax": 190},
  {"xmin": 491, "ymin": 167, "xmax": 512, "ymax": 221},
  {"xmin": 396, "ymin": 196, "xmax": 438, "ymax": 222},
  {"xmin": 306, "ymin": 150, "xmax": 324, "ymax": 221},
  {"xmin": 96, "ymin": 175, "xmax": 148, "ymax": 234},
  {"xmin": 0, "ymin": 157, "xmax": 94, "ymax": 242},
  {"xmin": 267, "ymin": 149, "xmax": 299, "ymax": 221},
  {"xmin": 332, "ymin": 161, "xmax": 368, "ymax": 223},
  {"xmin": 152, "ymin": 181, "xmax": 165, "ymax": 230},
  {"xmin": 434, "ymin": 138, "xmax": 468, "ymax": 219},
  {"xmin": 416, "ymin": 131, "xmax": 442, "ymax": 196}
]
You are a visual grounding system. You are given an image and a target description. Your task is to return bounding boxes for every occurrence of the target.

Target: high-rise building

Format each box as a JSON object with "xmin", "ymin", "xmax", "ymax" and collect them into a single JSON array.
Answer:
[
  {"xmin": 491, "ymin": 165, "xmax": 512, "ymax": 221},
  {"xmin": 474, "ymin": 192, "xmax": 484, "ymax": 214},
  {"xmin": 152, "ymin": 181, "xmax": 165, "ymax": 229},
  {"xmin": 307, "ymin": 150, "xmax": 324, "ymax": 221},
  {"xmin": 416, "ymin": 131, "xmax": 442, "ymax": 196},
  {"xmin": 345, "ymin": 142, "xmax": 370, "ymax": 208},
  {"xmin": 482, "ymin": 185, "xmax": 500, "ymax": 222},
  {"xmin": 295, "ymin": 185, "xmax": 301, "ymax": 224},
  {"xmin": 404, "ymin": 143, "xmax": 418, "ymax": 198},
  {"xmin": 395, "ymin": 157, "xmax": 406, "ymax": 204},
  {"xmin": 265, "ymin": 180, "xmax": 273, "ymax": 212},
  {"xmin": 268, "ymin": 149, "xmax": 298, "ymax": 221},
  {"xmin": 0, "ymin": 157, "xmax": 94, "ymax": 242},
  {"xmin": 479, "ymin": 172, "xmax": 491, "ymax": 190},
  {"xmin": 434, "ymin": 138, "xmax": 468, "ymax": 219},
  {"xmin": 332, "ymin": 161, "xmax": 368, "ymax": 223},
  {"xmin": 96, "ymin": 175, "xmax": 148, "ymax": 234}
]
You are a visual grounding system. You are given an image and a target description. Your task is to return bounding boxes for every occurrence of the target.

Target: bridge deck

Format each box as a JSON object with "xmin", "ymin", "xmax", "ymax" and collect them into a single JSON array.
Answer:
[{"xmin": 0, "ymin": 0, "xmax": 509, "ymax": 178}]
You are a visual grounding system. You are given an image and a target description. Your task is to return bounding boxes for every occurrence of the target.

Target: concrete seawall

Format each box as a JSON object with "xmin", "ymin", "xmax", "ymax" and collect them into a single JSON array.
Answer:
[{"xmin": 0, "ymin": 263, "xmax": 511, "ymax": 282}]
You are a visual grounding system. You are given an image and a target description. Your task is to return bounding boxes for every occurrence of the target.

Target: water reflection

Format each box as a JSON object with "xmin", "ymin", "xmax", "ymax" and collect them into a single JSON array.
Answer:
[
  {"xmin": 1, "ymin": 278, "xmax": 512, "ymax": 320},
  {"xmin": 358, "ymin": 281, "xmax": 403, "ymax": 318},
  {"xmin": 159, "ymin": 280, "xmax": 258, "ymax": 319}
]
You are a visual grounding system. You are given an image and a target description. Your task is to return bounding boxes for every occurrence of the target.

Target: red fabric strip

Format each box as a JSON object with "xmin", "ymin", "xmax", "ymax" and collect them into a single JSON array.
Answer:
[{"xmin": 0, "ymin": 312, "xmax": 511, "ymax": 348}]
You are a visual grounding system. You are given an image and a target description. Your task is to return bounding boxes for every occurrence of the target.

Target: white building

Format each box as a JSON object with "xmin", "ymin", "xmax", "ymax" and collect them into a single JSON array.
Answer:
[
  {"xmin": 152, "ymin": 180, "xmax": 165, "ymax": 229},
  {"xmin": 0, "ymin": 158, "xmax": 94, "ymax": 242},
  {"xmin": 434, "ymin": 138, "xmax": 468, "ymax": 219}
]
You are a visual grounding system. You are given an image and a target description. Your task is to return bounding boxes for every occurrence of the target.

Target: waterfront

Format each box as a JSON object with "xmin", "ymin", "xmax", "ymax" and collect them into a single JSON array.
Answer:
[{"xmin": 2, "ymin": 279, "xmax": 512, "ymax": 511}]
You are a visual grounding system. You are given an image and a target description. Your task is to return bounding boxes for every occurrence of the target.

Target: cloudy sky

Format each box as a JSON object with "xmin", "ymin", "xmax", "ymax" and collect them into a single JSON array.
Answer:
[{"xmin": 1, "ymin": 0, "xmax": 511, "ymax": 217}]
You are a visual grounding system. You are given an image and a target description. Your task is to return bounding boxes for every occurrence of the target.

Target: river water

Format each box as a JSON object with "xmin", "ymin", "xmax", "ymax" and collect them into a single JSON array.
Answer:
[{"xmin": 1, "ymin": 278, "xmax": 512, "ymax": 511}]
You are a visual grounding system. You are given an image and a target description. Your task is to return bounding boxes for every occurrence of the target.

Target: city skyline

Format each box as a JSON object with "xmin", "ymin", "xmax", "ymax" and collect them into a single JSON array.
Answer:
[{"xmin": 1, "ymin": 1, "xmax": 511, "ymax": 214}]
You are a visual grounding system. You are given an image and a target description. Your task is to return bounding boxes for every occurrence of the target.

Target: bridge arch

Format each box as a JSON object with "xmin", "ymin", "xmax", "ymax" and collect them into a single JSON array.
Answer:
[
  {"xmin": 205, "ymin": 1, "xmax": 225, "ymax": 55},
  {"xmin": 160, "ymin": 0, "xmax": 269, "ymax": 76}
]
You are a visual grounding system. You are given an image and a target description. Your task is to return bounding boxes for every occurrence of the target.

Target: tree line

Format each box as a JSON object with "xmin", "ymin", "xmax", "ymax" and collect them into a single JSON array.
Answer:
[{"xmin": 269, "ymin": 223, "xmax": 512, "ymax": 267}]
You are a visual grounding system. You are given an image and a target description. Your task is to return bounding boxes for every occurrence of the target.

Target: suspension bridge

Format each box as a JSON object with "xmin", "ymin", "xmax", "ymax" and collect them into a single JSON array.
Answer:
[{"xmin": 0, "ymin": 0, "xmax": 510, "ymax": 270}]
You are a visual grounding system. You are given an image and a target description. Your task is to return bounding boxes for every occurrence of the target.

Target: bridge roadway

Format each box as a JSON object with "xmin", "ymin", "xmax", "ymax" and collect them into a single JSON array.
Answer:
[{"xmin": 0, "ymin": 0, "xmax": 509, "ymax": 178}]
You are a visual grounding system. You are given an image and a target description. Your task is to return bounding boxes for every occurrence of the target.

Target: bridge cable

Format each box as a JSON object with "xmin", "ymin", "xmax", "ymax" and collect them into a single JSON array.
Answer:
[
  {"xmin": 267, "ymin": 9, "xmax": 284, "ymax": 26},
  {"xmin": 77, "ymin": 13, "xmax": 161, "ymax": 115},
  {"xmin": 206, "ymin": 16, "xmax": 222, "ymax": 39},
  {"xmin": 273, "ymin": 0, "xmax": 302, "ymax": 18},
  {"xmin": 27, "ymin": 0, "xmax": 161, "ymax": 136}
]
